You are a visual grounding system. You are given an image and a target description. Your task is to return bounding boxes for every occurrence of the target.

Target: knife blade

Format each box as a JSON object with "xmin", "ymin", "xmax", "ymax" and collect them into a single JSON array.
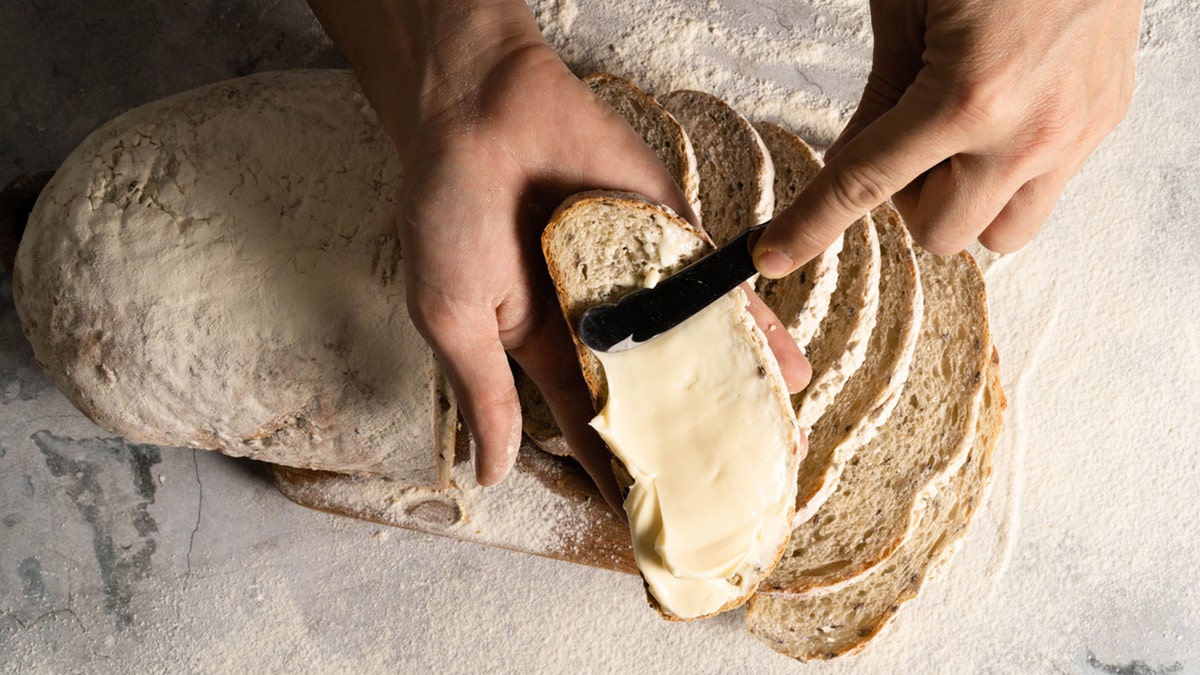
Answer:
[{"xmin": 577, "ymin": 223, "xmax": 766, "ymax": 353}]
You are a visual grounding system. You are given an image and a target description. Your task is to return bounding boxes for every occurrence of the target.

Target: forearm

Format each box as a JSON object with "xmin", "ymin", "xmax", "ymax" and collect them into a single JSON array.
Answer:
[{"xmin": 306, "ymin": 0, "xmax": 548, "ymax": 156}]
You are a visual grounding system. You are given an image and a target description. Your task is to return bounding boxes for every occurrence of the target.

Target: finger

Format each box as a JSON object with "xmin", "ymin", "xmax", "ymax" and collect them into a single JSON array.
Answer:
[
  {"xmin": 743, "ymin": 284, "xmax": 812, "ymax": 394},
  {"xmin": 904, "ymin": 155, "xmax": 1027, "ymax": 255},
  {"xmin": 412, "ymin": 298, "xmax": 523, "ymax": 487},
  {"xmin": 978, "ymin": 168, "xmax": 1073, "ymax": 253},
  {"xmin": 754, "ymin": 75, "xmax": 973, "ymax": 277},
  {"xmin": 506, "ymin": 300, "xmax": 625, "ymax": 515}
]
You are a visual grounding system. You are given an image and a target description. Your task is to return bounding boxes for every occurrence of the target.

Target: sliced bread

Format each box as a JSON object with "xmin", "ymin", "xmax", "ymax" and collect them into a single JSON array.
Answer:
[
  {"xmin": 790, "ymin": 201, "xmax": 923, "ymax": 525},
  {"xmin": 659, "ymin": 90, "xmax": 774, "ymax": 245},
  {"xmin": 792, "ymin": 215, "xmax": 881, "ymax": 433},
  {"xmin": 745, "ymin": 352, "xmax": 1004, "ymax": 660},
  {"xmin": 752, "ymin": 122, "xmax": 843, "ymax": 351},
  {"xmin": 583, "ymin": 73, "xmax": 702, "ymax": 218},
  {"xmin": 761, "ymin": 249, "xmax": 992, "ymax": 595},
  {"xmin": 541, "ymin": 190, "xmax": 802, "ymax": 620}
]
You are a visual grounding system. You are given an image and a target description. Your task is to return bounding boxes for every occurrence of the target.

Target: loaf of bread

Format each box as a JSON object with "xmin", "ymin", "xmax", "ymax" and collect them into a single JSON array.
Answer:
[
  {"xmin": 13, "ymin": 70, "xmax": 455, "ymax": 486},
  {"xmin": 541, "ymin": 191, "xmax": 803, "ymax": 620}
]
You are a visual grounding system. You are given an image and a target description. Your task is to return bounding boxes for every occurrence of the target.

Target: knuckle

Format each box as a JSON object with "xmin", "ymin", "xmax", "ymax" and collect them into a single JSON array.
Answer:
[{"xmin": 826, "ymin": 161, "xmax": 892, "ymax": 216}]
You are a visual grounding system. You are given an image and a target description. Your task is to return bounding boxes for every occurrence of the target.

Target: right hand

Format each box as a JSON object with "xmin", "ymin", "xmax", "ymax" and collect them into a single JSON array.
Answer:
[{"xmin": 753, "ymin": 0, "xmax": 1142, "ymax": 275}]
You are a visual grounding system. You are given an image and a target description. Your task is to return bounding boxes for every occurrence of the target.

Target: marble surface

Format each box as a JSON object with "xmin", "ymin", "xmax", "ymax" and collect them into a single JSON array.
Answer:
[{"xmin": 2, "ymin": 0, "xmax": 1199, "ymax": 672}]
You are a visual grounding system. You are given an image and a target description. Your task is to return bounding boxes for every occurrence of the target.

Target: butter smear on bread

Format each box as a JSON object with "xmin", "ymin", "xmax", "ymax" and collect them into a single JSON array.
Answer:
[{"xmin": 589, "ymin": 288, "xmax": 800, "ymax": 619}]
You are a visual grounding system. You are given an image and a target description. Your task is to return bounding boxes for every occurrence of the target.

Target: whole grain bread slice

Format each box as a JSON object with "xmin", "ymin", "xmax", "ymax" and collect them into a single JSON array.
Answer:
[
  {"xmin": 520, "ymin": 73, "xmax": 705, "ymax": 455},
  {"xmin": 790, "ymin": 201, "xmax": 922, "ymax": 526},
  {"xmin": 746, "ymin": 352, "xmax": 1004, "ymax": 660},
  {"xmin": 792, "ymin": 215, "xmax": 881, "ymax": 433},
  {"xmin": 761, "ymin": 248, "xmax": 991, "ymax": 595},
  {"xmin": 752, "ymin": 122, "xmax": 843, "ymax": 351},
  {"xmin": 659, "ymin": 90, "xmax": 774, "ymax": 245},
  {"xmin": 541, "ymin": 190, "xmax": 802, "ymax": 620},
  {"xmin": 583, "ymin": 73, "xmax": 701, "ymax": 218}
]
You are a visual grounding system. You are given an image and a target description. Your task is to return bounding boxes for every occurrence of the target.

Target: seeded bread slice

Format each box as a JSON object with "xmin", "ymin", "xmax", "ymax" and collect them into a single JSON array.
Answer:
[
  {"xmin": 792, "ymin": 215, "xmax": 881, "ymax": 433},
  {"xmin": 761, "ymin": 249, "xmax": 992, "ymax": 595},
  {"xmin": 541, "ymin": 190, "xmax": 802, "ymax": 620},
  {"xmin": 746, "ymin": 352, "xmax": 1004, "ymax": 660},
  {"xmin": 790, "ymin": 202, "xmax": 922, "ymax": 526},
  {"xmin": 520, "ymin": 72, "xmax": 704, "ymax": 455},
  {"xmin": 752, "ymin": 122, "xmax": 843, "ymax": 351},
  {"xmin": 583, "ymin": 73, "xmax": 701, "ymax": 218},
  {"xmin": 659, "ymin": 90, "xmax": 774, "ymax": 245}
]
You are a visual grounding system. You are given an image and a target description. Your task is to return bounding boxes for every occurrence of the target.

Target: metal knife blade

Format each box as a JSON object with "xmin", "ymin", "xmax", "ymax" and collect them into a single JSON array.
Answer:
[{"xmin": 577, "ymin": 223, "xmax": 766, "ymax": 353}]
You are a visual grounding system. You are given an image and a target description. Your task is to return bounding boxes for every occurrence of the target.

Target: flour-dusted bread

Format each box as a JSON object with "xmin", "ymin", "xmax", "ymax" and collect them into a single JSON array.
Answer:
[
  {"xmin": 746, "ymin": 353, "xmax": 1004, "ymax": 660},
  {"xmin": 752, "ymin": 122, "xmax": 842, "ymax": 351},
  {"xmin": 13, "ymin": 70, "xmax": 455, "ymax": 486},
  {"xmin": 790, "ymin": 201, "xmax": 922, "ymax": 525},
  {"xmin": 659, "ymin": 90, "xmax": 774, "ymax": 245},
  {"xmin": 542, "ymin": 191, "xmax": 802, "ymax": 620},
  {"xmin": 583, "ymin": 73, "xmax": 701, "ymax": 218},
  {"xmin": 761, "ymin": 249, "xmax": 992, "ymax": 595},
  {"xmin": 792, "ymin": 215, "xmax": 881, "ymax": 433}
]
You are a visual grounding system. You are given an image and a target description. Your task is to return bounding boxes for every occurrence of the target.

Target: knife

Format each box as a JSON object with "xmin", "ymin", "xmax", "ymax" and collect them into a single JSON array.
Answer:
[{"xmin": 578, "ymin": 223, "xmax": 766, "ymax": 353}]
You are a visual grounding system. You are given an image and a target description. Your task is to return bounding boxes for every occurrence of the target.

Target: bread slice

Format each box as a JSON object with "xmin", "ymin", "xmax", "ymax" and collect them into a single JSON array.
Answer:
[
  {"xmin": 520, "ymin": 72, "xmax": 704, "ymax": 455},
  {"xmin": 752, "ymin": 122, "xmax": 843, "ymax": 351},
  {"xmin": 760, "ymin": 249, "xmax": 992, "ymax": 595},
  {"xmin": 746, "ymin": 352, "xmax": 1004, "ymax": 660},
  {"xmin": 541, "ymin": 190, "xmax": 802, "ymax": 620},
  {"xmin": 13, "ymin": 70, "xmax": 455, "ymax": 486},
  {"xmin": 659, "ymin": 90, "xmax": 774, "ymax": 245},
  {"xmin": 583, "ymin": 73, "xmax": 701, "ymax": 218},
  {"xmin": 792, "ymin": 215, "xmax": 881, "ymax": 433},
  {"xmin": 790, "ymin": 201, "xmax": 922, "ymax": 525}
]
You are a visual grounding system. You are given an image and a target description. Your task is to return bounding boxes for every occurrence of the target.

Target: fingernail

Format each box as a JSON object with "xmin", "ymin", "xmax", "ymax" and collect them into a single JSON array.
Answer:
[{"xmin": 755, "ymin": 248, "xmax": 794, "ymax": 278}]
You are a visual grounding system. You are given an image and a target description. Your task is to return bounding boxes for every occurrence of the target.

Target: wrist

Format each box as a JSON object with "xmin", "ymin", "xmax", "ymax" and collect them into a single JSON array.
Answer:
[{"xmin": 310, "ymin": 0, "xmax": 551, "ymax": 159}]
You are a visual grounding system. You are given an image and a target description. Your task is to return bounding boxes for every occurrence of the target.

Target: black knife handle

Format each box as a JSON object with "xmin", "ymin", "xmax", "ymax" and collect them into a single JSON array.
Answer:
[{"xmin": 578, "ymin": 223, "xmax": 766, "ymax": 352}]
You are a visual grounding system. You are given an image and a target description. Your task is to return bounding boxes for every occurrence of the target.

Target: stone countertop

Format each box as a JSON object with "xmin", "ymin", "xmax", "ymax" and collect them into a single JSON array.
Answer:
[{"xmin": 2, "ymin": 0, "xmax": 1198, "ymax": 672}]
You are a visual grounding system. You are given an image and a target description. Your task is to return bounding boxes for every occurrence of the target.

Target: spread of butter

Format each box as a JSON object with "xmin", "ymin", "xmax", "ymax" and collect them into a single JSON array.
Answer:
[{"xmin": 589, "ymin": 289, "xmax": 798, "ymax": 619}]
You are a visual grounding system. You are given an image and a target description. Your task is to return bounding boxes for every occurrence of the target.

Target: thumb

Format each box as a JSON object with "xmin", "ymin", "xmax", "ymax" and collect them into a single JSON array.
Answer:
[{"xmin": 753, "ymin": 69, "xmax": 967, "ymax": 277}]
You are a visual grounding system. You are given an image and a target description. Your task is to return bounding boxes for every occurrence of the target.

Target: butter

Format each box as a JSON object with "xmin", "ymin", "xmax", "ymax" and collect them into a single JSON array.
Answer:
[{"xmin": 589, "ymin": 289, "xmax": 798, "ymax": 619}]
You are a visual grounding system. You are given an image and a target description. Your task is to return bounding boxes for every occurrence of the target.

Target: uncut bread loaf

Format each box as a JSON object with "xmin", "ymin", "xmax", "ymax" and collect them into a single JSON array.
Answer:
[
  {"xmin": 13, "ymin": 70, "xmax": 455, "ymax": 486},
  {"xmin": 761, "ymin": 249, "xmax": 992, "ymax": 595},
  {"xmin": 542, "ymin": 191, "xmax": 803, "ymax": 620},
  {"xmin": 746, "ymin": 352, "xmax": 1004, "ymax": 660},
  {"xmin": 660, "ymin": 90, "xmax": 774, "ymax": 246}
]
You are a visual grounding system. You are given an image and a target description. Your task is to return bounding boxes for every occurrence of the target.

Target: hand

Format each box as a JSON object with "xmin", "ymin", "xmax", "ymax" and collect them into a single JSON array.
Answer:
[
  {"xmin": 753, "ymin": 0, "xmax": 1142, "ymax": 275},
  {"xmin": 309, "ymin": 0, "xmax": 809, "ymax": 507}
]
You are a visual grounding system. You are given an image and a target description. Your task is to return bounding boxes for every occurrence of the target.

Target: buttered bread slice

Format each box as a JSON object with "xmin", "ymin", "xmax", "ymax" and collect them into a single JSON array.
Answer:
[{"xmin": 542, "ymin": 191, "xmax": 803, "ymax": 620}]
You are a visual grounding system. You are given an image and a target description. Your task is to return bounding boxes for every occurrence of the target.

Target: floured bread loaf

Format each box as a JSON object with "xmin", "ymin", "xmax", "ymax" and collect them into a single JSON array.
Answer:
[
  {"xmin": 542, "ymin": 191, "xmax": 803, "ymax": 620},
  {"xmin": 746, "ymin": 352, "xmax": 1004, "ymax": 660},
  {"xmin": 13, "ymin": 70, "xmax": 455, "ymax": 485},
  {"xmin": 761, "ymin": 249, "xmax": 992, "ymax": 595},
  {"xmin": 660, "ymin": 90, "xmax": 774, "ymax": 245}
]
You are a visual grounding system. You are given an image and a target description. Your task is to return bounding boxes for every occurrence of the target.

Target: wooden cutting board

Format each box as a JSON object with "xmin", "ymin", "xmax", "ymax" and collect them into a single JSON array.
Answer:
[{"xmin": 269, "ymin": 434, "xmax": 638, "ymax": 575}]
